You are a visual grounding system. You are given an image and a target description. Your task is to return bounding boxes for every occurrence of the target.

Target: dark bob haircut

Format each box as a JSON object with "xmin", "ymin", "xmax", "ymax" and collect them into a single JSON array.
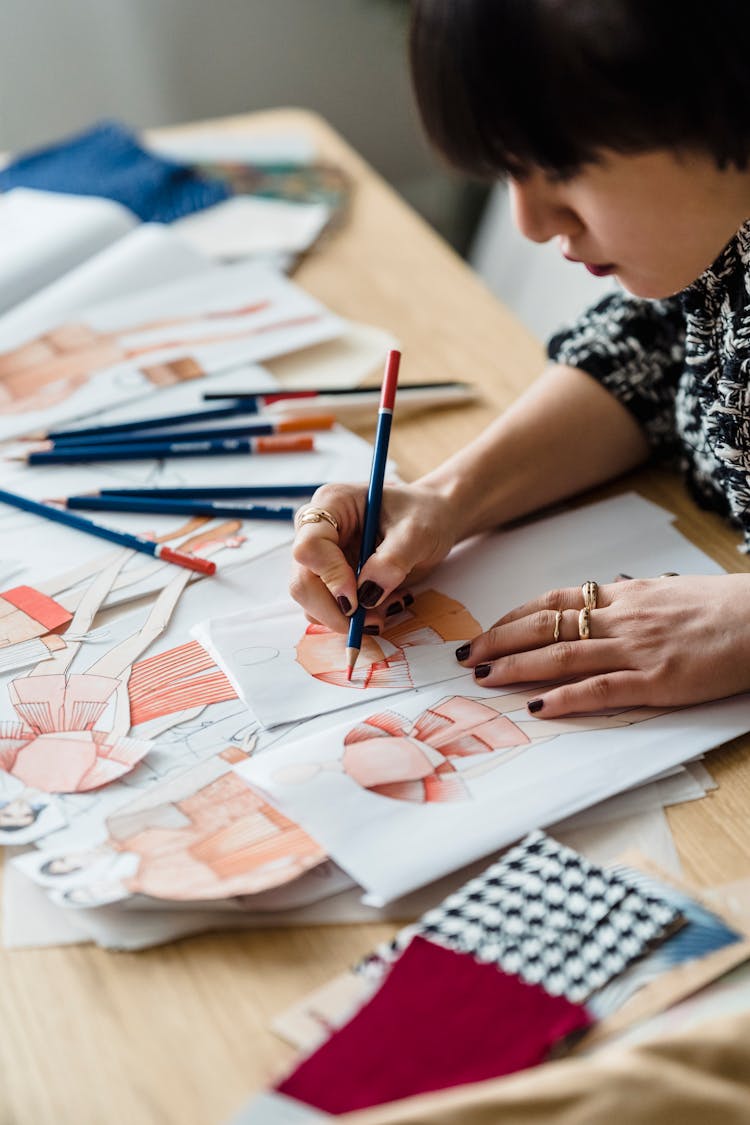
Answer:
[{"xmin": 410, "ymin": 0, "xmax": 750, "ymax": 179}]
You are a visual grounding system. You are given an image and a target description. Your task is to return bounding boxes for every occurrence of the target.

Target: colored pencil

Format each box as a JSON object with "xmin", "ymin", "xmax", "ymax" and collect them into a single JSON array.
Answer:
[
  {"xmin": 202, "ymin": 381, "xmax": 468, "ymax": 403},
  {"xmin": 13, "ymin": 434, "xmax": 315, "ymax": 466},
  {"xmin": 0, "ymin": 488, "xmax": 216, "ymax": 576},
  {"xmin": 95, "ymin": 484, "xmax": 325, "ymax": 499},
  {"xmin": 346, "ymin": 350, "xmax": 401, "ymax": 680},
  {"xmin": 45, "ymin": 414, "xmax": 334, "ymax": 450},
  {"xmin": 34, "ymin": 401, "xmax": 255, "ymax": 442},
  {"xmin": 62, "ymin": 496, "xmax": 295, "ymax": 520}
]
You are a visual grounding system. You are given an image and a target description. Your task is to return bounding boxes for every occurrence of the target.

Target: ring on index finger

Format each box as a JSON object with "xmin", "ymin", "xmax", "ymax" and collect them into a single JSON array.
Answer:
[{"xmin": 294, "ymin": 506, "xmax": 340, "ymax": 534}]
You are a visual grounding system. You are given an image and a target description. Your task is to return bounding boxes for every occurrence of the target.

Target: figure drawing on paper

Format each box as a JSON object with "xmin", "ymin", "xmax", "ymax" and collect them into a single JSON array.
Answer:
[
  {"xmin": 0, "ymin": 519, "xmax": 244, "ymax": 794},
  {"xmin": 0, "ymin": 300, "xmax": 321, "ymax": 415},
  {"xmin": 105, "ymin": 751, "xmax": 326, "ymax": 901},
  {"xmin": 30, "ymin": 748, "xmax": 327, "ymax": 905},
  {"xmin": 276, "ymin": 691, "xmax": 668, "ymax": 804},
  {"xmin": 295, "ymin": 589, "xmax": 482, "ymax": 689}
]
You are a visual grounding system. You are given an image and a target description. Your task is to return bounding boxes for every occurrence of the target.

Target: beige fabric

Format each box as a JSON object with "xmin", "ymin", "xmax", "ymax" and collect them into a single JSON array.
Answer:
[{"xmin": 340, "ymin": 1012, "xmax": 750, "ymax": 1125}]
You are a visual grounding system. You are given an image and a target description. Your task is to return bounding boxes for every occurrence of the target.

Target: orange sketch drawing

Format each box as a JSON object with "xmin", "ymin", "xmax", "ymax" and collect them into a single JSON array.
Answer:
[
  {"xmin": 0, "ymin": 520, "xmax": 243, "ymax": 793},
  {"xmin": 295, "ymin": 589, "xmax": 482, "ymax": 690},
  {"xmin": 276, "ymin": 691, "xmax": 668, "ymax": 804},
  {"xmin": 0, "ymin": 301, "xmax": 321, "ymax": 415},
  {"xmin": 103, "ymin": 750, "xmax": 326, "ymax": 901}
]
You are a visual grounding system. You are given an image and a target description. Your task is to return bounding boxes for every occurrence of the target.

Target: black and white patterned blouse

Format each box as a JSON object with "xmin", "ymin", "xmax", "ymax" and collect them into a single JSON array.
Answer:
[{"xmin": 547, "ymin": 220, "xmax": 750, "ymax": 547}]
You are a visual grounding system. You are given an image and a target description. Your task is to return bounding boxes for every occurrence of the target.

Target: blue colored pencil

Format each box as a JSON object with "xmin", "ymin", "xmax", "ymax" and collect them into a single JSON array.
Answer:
[
  {"xmin": 346, "ymin": 350, "xmax": 401, "ymax": 679},
  {"xmin": 37, "ymin": 401, "xmax": 253, "ymax": 442},
  {"xmin": 63, "ymin": 496, "xmax": 295, "ymax": 521},
  {"xmin": 0, "ymin": 488, "xmax": 216, "ymax": 575},
  {"xmin": 46, "ymin": 415, "xmax": 333, "ymax": 450},
  {"xmin": 97, "ymin": 485, "xmax": 324, "ymax": 499},
  {"xmin": 16, "ymin": 434, "xmax": 315, "ymax": 465}
]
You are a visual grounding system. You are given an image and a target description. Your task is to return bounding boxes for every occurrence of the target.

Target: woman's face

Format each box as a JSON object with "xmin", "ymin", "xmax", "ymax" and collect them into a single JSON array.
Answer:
[{"xmin": 508, "ymin": 149, "xmax": 750, "ymax": 299}]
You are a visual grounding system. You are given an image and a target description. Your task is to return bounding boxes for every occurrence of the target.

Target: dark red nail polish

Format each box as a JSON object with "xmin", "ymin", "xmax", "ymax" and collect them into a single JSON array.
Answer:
[
  {"xmin": 363, "ymin": 624, "xmax": 380, "ymax": 635},
  {"xmin": 385, "ymin": 600, "xmax": 403, "ymax": 617},
  {"xmin": 358, "ymin": 581, "xmax": 383, "ymax": 608},
  {"xmin": 403, "ymin": 592, "xmax": 415, "ymax": 607},
  {"xmin": 528, "ymin": 699, "xmax": 544, "ymax": 713},
  {"xmin": 475, "ymin": 663, "xmax": 492, "ymax": 680},
  {"xmin": 455, "ymin": 643, "xmax": 471, "ymax": 662},
  {"xmin": 337, "ymin": 595, "xmax": 352, "ymax": 615}
]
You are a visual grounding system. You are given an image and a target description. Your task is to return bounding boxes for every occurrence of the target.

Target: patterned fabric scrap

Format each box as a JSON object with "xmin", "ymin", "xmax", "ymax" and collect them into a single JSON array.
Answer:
[
  {"xmin": 362, "ymin": 832, "xmax": 681, "ymax": 1004},
  {"xmin": 276, "ymin": 935, "xmax": 592, "ymax": 1115}
]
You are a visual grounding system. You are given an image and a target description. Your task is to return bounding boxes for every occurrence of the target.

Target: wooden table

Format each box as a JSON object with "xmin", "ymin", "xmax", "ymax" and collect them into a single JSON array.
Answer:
[{"xmin": 1, "ymin": 109, "xmax": 749, "ymax": 1125}]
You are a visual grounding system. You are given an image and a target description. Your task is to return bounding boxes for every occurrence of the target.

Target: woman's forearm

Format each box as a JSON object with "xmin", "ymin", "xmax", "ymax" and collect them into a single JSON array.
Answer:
[{"xmin": 417, "ymin": 364, "xmax": 651, "ymax": 541}]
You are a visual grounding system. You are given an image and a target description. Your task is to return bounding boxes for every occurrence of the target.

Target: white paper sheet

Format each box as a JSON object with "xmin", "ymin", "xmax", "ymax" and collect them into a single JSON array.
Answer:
[
  {"xmin": 0, "ymin": 224, "xmax": 209, "ymax": 351},
  {"xmin": 173, "ymin": 197, "xmax": 331, "ymax": 259},
  {"xmin": 200, "ymin": 493, "xmax": 718, "ymax": 730},
  {"xmin": 239, "ymin": 676, "xmax": 750, "ymax": 903},
  {"xmin": 0, "ymin": 189, "xmax": 135, "ymax": 316},
  {"xmin": 0, "ymin": 259, "xmax": 345, "ymax": 442}
]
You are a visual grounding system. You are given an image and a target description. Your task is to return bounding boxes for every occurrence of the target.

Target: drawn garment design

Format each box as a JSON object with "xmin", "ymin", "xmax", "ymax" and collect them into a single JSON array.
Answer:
[
  {"xmin": 0, "ymin": 674, "xmax": 152, "ymax": 793},
  {"xmin": 107, "ymin": 767, "xmax": 326, "ymax": 901},
  {"xmin": 341, "ymin": 696, "xmax": 533, "ymax": 802},
  {"xmin": 0, "ymin": 301, "xmax": 320, "ymax": 414},
  {"xmin": 0, "ymin": 519, "xmax": 243, "ymax": 794},
  {"xmin": 296, "ymin": 590, "xmax": 482, "ymax": 691},
  {"xmin": 127, "ymin": 639, "xmax": 237, "ymax": 727}
]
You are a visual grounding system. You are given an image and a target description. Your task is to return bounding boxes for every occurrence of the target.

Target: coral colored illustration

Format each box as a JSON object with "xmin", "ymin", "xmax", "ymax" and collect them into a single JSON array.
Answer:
[
  {"xmin": 295, "ymin": 589, "xmax": 482, "ymax": 690},
  {"xmin": 275, "ymin": 690, "xmax": 666, "ymax": 804},
  {"xmin": 106, "ymin": 764, "xmax": 326, "ymax": 901},
  {"xmin": 0, "ymin": 520, "xmax": 243, "ymax": 794},
  {"xmin": 0, "ymin": 301, "xmax": 320, "ymax": 414}
]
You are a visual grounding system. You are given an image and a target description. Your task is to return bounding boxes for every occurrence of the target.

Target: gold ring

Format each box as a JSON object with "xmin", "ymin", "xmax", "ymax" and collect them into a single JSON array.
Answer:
[
  {"xmin": 294, "ymin": 506, "xmax": 340, "ymax": 534},
  {"xmin": 578, "ymin": 606, "xmax": 591, "ymax": 639},
  {"xmin": 581, "ymin": 580, "xmax": 598, "ymax": 610},
  {"xmin": 553, "ymin": 610, "xmax": 563, "ymax": 641}
]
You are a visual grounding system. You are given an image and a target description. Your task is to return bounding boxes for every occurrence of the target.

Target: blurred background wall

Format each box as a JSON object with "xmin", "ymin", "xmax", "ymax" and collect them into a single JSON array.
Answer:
[{"xmin": 0, "ymin": 0, "xmax": 607, "ymax": 341}]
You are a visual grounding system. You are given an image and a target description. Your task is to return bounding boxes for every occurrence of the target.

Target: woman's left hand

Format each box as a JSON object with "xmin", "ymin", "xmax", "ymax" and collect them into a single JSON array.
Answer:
[{"xmin": 456, "ymin": 574, "xmax": 750, "ymax": 716}]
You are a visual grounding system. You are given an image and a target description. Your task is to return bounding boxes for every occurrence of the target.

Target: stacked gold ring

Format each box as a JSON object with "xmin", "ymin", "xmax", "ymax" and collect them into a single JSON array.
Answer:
[
  {"xmin": 578, "ymin": 606, "xmax": 591, "ymax": 639},
  {"xmin": 294, "ymin": 506, "xmax": 340, "ymax": 533},
  {"xmin": 581, "ymin": 580, "xmax": 598, "ymax": 610}
]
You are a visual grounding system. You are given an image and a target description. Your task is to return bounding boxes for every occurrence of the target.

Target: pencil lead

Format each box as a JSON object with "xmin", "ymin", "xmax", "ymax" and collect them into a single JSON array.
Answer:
[{"xmin": 346, "ymin": 665, "xmax": 353, "ymax": 682}]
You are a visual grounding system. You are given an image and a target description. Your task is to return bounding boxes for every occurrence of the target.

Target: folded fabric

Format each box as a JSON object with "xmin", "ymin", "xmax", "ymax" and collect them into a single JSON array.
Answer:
[
  {"xmin": 276, "ymin": 936, "xmax": 593, "ymax": 1115},
  {"xmin": 361, "ymin": 832, "xmax": 681, "ymax": 1003},
  {"xmin": 0, "ymin": 121, "xmax": 230, "ymax": 222}
]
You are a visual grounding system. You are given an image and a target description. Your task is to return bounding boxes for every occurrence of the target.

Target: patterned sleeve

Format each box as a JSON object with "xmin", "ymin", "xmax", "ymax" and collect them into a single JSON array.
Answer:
[{"xmin": 547, "ymin": 291, "xmax": 686, "ymax": 458}]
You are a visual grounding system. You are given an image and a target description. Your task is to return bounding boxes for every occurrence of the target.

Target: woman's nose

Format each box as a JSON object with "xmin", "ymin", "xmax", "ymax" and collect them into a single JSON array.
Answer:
[{"xmin": 508, "ymin": 178, "xmax": 581, "ymax": 244}]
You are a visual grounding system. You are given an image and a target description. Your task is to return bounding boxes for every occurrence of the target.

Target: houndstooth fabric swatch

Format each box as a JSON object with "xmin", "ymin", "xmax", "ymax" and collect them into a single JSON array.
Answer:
[{"xmin": 361, "ymin": 832, "xmax": 680, "ymax": 1004}]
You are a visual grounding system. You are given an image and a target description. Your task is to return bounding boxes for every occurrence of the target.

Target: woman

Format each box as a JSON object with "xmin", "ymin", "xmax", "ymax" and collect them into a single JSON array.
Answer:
[{"xmin": 291, "ymin": 0, "xmax": 750, "ymax": 718}]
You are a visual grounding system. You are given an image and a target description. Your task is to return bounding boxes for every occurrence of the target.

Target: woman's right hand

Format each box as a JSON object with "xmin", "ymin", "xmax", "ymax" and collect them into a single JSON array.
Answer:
[{"xmin": 290, "ymin": 480, "xmax": 459, "ymax": 633}]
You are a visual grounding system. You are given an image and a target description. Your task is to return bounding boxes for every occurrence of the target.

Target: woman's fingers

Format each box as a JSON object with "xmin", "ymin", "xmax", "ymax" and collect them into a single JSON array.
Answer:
[
  {"xmin": 527, "ymin": 672, "xmax": 648, "ymax": 717},
  {"xmin": 467, "ymin": 638, "xmax": 628, "ymax": 688},
  {"xmin": 490, "ymin": 582, "xmax": 618, "ymax": 630},
  {"xmin": 459, "ymin": 607, "xmax": 612, "ymax": 666},
  {"xmin": 289, "ymin": 562, "xmax": 350, "ymax": 633}
]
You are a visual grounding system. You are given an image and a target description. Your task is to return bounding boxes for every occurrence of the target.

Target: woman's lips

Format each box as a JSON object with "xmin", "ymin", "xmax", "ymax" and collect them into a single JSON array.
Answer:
[
  {"xmin": 563, "ymin": 252, "xmax": 615, "ymax": 278},
  {"xmin": 584, "ymin": 263, "xmax": 616, "ymax": 277}
]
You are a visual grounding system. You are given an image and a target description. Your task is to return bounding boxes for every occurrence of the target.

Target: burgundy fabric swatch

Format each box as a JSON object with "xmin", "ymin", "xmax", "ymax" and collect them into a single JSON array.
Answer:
[{"xmin": 276, "ymin": 935, "xmax": 593, "ymax": 1115}]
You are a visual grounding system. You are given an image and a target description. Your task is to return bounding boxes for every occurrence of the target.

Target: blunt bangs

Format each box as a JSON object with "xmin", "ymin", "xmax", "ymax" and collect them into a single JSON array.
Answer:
[{"xmin": 410, "ymin": 0, "xmax": 750, "ymax": 179}]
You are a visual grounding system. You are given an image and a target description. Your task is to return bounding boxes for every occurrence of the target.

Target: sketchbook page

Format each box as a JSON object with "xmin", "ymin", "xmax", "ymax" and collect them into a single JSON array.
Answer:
[
  {"xmin": 239, "ymin": 673, "xmax": 750, "ymax": 903},
  {"xmin": 173, "ymin": 197, "xmax": 331, "ymax": 259},
  {"xmin": 2, "ymin": 849, "xmax": 89, "ymax": 948},
  {"xmin": 0, "ymin": 225, "xmax": 209, "ymax": 351},
  {"xmin": 0, "ymin": 189, "xmax": 135, "ymax": 317},
  {"xmin": 0, "ymin": 259, "xmax": 345, "ymax": 442},
  {"xmin": 200, "ymin": 493, "xmax": 714, "ymax": 730}
]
